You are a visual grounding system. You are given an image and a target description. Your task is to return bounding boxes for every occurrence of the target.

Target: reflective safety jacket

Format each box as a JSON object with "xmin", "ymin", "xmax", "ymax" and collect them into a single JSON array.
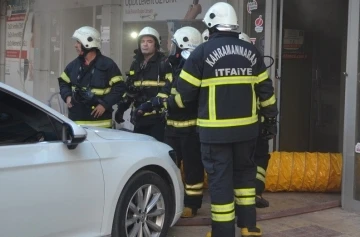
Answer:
[
  {"xmin": 157, "ymin": 59, "xmax": 198, "ymax": 137},
  {"xmin": 125, "ymin": 52, "xmax": 172, "ymax": 125},
  {"xmin": 176, "ymin": 32, "xmax": 278, "ymax": 143},
  {"xmin": 58, "ymin": 51, "xmax": 126, "ymax": 128}
]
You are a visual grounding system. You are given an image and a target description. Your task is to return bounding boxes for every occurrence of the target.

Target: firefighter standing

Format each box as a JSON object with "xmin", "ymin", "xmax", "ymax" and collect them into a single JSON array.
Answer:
[
  {"xmin": 174, "ymin": 2, "xmax": 278, "ymax": 237},
  {"xmin": 58, "ymin": 26, "xmax": 125, "ymax": 128},
  {"xmin": 114, "ymin": 27, "xmax": 172, "ymax": 141},
  {"xmin": 138, "ymin": 26, "xmax": 205, "ymax": 218}
]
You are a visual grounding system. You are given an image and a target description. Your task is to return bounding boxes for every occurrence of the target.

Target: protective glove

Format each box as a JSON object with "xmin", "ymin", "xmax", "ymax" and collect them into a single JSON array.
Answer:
[
  {"xmin": 136, "ymin": 101, "xmax": 154, "ymax": 116},
  {"xmin": 114, "ymin": 101, "xmax": 130, "ymax": 124},
  {"xmin": 261, "ymin": 117, "xmax": 277, "ymax": 140}
]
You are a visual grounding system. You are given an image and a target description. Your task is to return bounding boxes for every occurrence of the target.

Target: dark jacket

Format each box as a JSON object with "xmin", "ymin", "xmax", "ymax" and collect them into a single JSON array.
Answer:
[
  {"xmin": 58, "ymin": 51, "xmax": 126, "ymax": 128},
  {"xmin": 124, "ymin": 51, "xmax": 172, "ymax": 126},
  {"xmin": 175, "ymin": 31, "xmax": 278, "ymax": 143}
]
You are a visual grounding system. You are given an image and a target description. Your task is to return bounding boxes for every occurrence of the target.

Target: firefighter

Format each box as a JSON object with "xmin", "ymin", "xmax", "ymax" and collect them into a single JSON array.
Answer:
[
  {"xmin": 237, "ymin": 32, "xmax": 272, "ymax": 208},
  {"xmin": 138, "ymin": 26, "xmax": 204, "ymax": 218},
  {"xmin": 114, "ymin": 26, "xmax": 172, "ymax": 141},
  {"xmin": 173, "ymin": 2, "xmax": 278, "ymax": 237},
  {"xmin": 58, "ymin": 26, "xmax": 125, "ymax": 128}
]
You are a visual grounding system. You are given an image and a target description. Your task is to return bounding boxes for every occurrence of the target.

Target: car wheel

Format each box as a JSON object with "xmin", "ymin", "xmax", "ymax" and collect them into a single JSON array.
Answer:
[{"xmin": 112, "ymin": 170, "xmax": 173, "ymax": 237}]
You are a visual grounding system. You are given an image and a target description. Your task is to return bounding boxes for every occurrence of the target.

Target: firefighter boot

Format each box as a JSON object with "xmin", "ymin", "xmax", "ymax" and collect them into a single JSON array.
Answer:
[
  {"xmin": 241, "ymin": 226, "xmax": 262, "ymax": 237},
  {"xmin": 255, "ymin": 195, "xmax": 269, "ymax": 208},
  {"xmin": 181, "ymin": 207, "xmax": 198, "ymax": 218}
]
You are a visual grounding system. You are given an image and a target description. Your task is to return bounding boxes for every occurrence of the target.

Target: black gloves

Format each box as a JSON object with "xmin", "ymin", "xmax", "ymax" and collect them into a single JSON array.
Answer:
[{"xmin": 261, "ymin": 117, "xmax": 277, "ymax": 140}]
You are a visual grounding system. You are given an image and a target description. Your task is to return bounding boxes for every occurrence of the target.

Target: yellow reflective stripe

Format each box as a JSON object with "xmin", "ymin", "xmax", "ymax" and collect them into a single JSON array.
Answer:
[
  {"xmin": 175, "ymin": 94, "xmax": 185, "ymax": 108},
  {"xmin": 75, "ymin": 119, "xmax": 112, "ymax": 128},
  {"xmin": 235, "ymin": 197, "xmax": 256, "ymax": 206},
  {"xmin": 157, "ymin": 93, "xmax": 168, "ymax": 98},
  {"xmin": 129, "ymin": 70, "xmax": 135, "ymax": 75},
  {"xmin": 211, "ymin": 202, "xmax": 234, "ymax": 213},
  {"xmin": 234, "ymin": 188, "xmax": 256, "ymax": 196},
  {"xmin": 201, "ymin": 76, "xmax": 255, "ymax": 87},
  {"xmin": 185, "ymin": 190, "xmax": 203, "ymax": 196},
  {"xmin": 91, "ymin": 88, "xmax": 111, "ymax": 95},
  {"xmin": 143, "ymin": 110, "xmax": 157, "ymax": 116},
  {"xmin": 185, "ymin": 183, "xmax": 204, "ymax": 189},
  {"xmin": 260, "ymin": 94, "xmax": 276, "ymax": 107},
  {"xmin": 109, "ymin": 76, "xmax": 123, "ymax": 86},
  {"xmin": 212, "ymin": 212, "xmax": 235, "ymax": 222},
  {"xmin": 71, "ymin": 86, "xmax": 111, "ymax": 96},
  {"xmin": 167, "ymin": 119, "xmax": 197, "ymax": 128},
  {"xmin": 180, "ymin": 70, "xmax": 201, "ymax": 87},
  {"xmin": 197, "ymin": 115, "xmax": 258, "ymax": 128},
  {"xmin": 166, "ymin": 73, "xmax": 173, "ymax": 82},
  {"xmin": 257, "ymin": 70, "xmax": 269, "ymax": 83},
  {"xmin": 256, "ymin": 173, "xmax": 265, "ymax": 183},
  {"xmin": 252, "ymin": 84, "xmax": 257, "ymax": 118},
  {"xmin": 209, "ymin": 86, "xmax": 216, "ymax": 120},
  {"xmin": 134, "ymin": 81, "xmax": 166, "ymax": 87},
  {"xmin": 257, "ymin": 166, "xmax": 266, "ymax": 177},
  {"xmin": 60, "ymin": 72, "xmax": 71, "ymax": 83},
  {"xmin": 171, "ymin": 88, "xmax": 178, "ymax": 95}
]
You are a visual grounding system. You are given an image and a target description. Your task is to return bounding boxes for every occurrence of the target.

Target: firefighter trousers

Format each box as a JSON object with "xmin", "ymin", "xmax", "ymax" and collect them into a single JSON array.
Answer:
[
  {"xmin": 165, "ymin": 133, "xmax": 204, "ymax": 209},
  {"xmin": 254, "ymin": 137, "xmax": 270, "ymax": 196},
  {"xmin": 201, "ymin": 139, "xmax": 257, "ymax": 237},
  {"xmin": 134, "ymin": 121, "xmax": 165, "ymax": 142}
]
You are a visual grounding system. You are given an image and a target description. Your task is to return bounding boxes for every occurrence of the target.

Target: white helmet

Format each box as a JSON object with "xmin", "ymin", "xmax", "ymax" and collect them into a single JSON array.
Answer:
[
  {"xmin": 72, "ymin": 26, "xmax": 101, "ymax": 49},
  {"xmin": 239, "ymin": 32, "xmax": 251, "ymax": 43},
  {"xmin": 171, "ymin": 26, "xmax": 202, "ymax": 59},
  {"xmin": 203, "ymin": 2, "xmax": 239, "ymax": 31},
  {"xmin": 138, "ymin": 26, "xmax": 161, "ymax": 46},
  {"xmin": 202, "ymin": 29, "xmax": 209, "ymax": 42}
]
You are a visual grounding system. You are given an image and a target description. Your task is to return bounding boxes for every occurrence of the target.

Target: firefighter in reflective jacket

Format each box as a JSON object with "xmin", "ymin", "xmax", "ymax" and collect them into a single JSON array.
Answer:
[
  {"xmin": 114, "ymin": 26, "xmax": 172, "ymax": 141},
  {"xmin": 138, "ymin": 26, "xmax": 205, "ymax": 218},
  {"xmin": 174, "ymin": 2, "xmax": 278, "ymax": 237},
  {"xmin": 58, "ymin": 26, "xmax": 125, "ymax": 128}
]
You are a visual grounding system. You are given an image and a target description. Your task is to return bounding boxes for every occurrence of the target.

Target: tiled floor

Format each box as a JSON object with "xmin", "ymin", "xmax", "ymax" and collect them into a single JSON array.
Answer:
[{"xmin": 168, "ymin": 208, "xmax": 360, "ymax": 237}]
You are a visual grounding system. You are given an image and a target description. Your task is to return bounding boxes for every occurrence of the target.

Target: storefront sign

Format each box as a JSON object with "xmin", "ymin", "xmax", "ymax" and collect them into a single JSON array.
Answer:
[
  {"xmin": 247, "ymin": 0, "xmax": 258, "ymax": 14},
  {"xmin": 5, "ymin": 0, "xmax": 35, "ymax": 95},
  {"xmin": 283, "ymin": 29, "xmax": 307, "ymax": 59},
  {"xmin": 254, "ymin": 15, "xmax": 264, "ymax": 33},
  {"xmin": 123, "ymin": 0, "xmax": 219, "ymax": 22}
]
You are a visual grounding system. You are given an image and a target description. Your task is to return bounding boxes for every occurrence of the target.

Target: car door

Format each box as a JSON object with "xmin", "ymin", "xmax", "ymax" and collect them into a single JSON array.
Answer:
[{"xmin": 0, "ymin": 89, "xmax": 104, "ymax": 237}]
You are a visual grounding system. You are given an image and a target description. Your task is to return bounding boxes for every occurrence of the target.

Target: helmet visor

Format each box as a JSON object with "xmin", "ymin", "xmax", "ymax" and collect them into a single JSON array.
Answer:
[{"xmin": 169, "ymin": 39, "xmax": 178, "ymax": 56}]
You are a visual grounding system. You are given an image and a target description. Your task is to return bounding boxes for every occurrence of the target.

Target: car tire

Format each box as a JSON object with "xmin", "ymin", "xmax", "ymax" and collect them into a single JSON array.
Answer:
[{"xmin": 112, "ymin": 170, "xmax": 173, "ymax": 237}]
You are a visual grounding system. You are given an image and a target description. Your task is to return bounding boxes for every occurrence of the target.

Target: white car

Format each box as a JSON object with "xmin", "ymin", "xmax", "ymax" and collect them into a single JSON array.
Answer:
[{"xmin": 0, "ymin": 82, "xmax": 184, "ymax": 237}]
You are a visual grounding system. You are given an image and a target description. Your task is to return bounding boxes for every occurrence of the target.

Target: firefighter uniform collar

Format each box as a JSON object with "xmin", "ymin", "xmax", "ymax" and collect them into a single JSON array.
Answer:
[{"xmin": 210, "ymin": 31, "xmax": 239, "ymax": 40}]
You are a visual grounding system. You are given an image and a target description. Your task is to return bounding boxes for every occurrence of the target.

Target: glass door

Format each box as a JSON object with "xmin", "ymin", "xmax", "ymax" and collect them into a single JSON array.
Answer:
[{"xmin": 242, "ymin": 0, "xmax": 281, "ymax": 151}]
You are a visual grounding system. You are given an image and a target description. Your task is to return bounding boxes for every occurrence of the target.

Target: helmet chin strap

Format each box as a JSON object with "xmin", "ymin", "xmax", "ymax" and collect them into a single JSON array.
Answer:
[{"xmin": 80, "ymin": 44, "xmax": 91, "ymax": 58}]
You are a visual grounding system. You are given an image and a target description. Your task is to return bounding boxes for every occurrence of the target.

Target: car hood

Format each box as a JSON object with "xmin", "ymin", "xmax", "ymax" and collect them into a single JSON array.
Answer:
[{"xmin": 84, "ymin": 126, "xmax": 156, "ymax": 141}]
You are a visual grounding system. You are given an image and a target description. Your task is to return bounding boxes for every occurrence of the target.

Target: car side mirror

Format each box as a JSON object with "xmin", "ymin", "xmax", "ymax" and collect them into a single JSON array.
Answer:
[{"xmin": 62, "ymin": 123, "xmax": 87, "ymax": 150}]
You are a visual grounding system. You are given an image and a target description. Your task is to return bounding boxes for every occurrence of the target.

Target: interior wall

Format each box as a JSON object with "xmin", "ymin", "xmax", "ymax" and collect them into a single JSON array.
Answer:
[{"xmin": 279, "ymin": 0, "xmax": 348, "ymax": 152}]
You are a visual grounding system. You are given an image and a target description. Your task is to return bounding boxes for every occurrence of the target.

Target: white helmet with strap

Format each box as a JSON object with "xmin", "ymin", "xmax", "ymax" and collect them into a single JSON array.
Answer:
[
  {"xmin": 171, "ymin": 26, "xmax": 202, "ymax": 59},
  {"xmin": 138, "ymin": 26, "xmax": 161, "ymax": 46},
  {"xmin": 239, "ymin": 32, "xmax": 251, "ymax": 43},
  {"xmin": 202, "ymin": 29, "xmax": 209, "ymax": 42},
  {"xmin": 72, "ymin": 26, "xmax": 101, "ymax": 49},
  {"xmin": 203, "ymin": 2, "xmax": 239, "ymax": 32}
]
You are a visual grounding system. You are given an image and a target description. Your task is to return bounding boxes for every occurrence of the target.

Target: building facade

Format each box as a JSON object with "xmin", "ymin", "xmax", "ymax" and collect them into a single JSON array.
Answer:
[{"xmin": 0, "ymin": 0, "xmax": 359, "ymax": 212}]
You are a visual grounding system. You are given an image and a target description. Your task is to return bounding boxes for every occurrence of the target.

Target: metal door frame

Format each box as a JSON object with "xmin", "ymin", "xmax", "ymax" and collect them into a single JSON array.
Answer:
[{"xmin": 342, "ymin": 0, "xmax": 360, "ymax": 212}]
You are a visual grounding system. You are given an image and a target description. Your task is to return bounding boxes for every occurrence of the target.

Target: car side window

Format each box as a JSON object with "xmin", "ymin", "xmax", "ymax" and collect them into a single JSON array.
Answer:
[{"xmin": 0, "ymin": 90, "xmax": 63, "ymax": 145}]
